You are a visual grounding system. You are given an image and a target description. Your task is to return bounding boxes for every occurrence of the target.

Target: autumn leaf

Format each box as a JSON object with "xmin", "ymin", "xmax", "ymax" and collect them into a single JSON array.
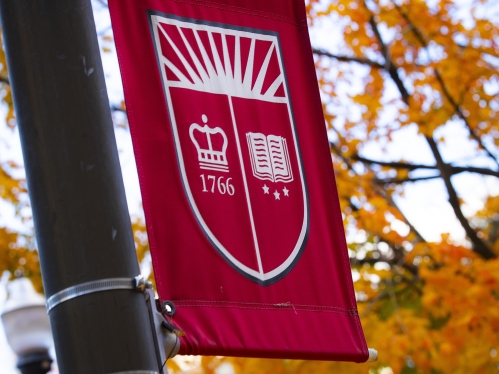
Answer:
[{"xmin": 0, "ymin": 1, "xmax": 498, "ymax": 373}]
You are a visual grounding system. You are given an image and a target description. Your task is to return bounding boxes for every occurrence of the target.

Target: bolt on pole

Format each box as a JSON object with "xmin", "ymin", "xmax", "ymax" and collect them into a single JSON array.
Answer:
[{"xmin": 0, "ymin": 1, "xmax": 161, "ymax": 373}]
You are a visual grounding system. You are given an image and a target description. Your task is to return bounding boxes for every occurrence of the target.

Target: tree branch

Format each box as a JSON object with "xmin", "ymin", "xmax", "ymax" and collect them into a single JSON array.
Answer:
[
  {"xmin": 353, "ymin": 154, "xmax": 499, "ymax": 178},
  {"xmin": 373, "ymin": 181, "xmax": 426, "ymax": 243},
  {"xmin": 426, "ymin": 137, "xmax": 496, "ymax": 259},
  {"xmin": 315, "ymin": 0, "xmax": 413, "ymax": 104},
  {"xmin": 376, "ymin": 175, "xmax": 440, "ymax": 184},
  {"xmin": 352, "ymin": 154, "xmax": 437, "ymax": 171},
  {"xmin": 365, "ymin": 9, "xmax": 410, "ymax": 104},
  {"xmin": 312, "ymin": 48, "xmax": 384, "ymax": 69},
  {"xmin": 452, "ymin": 166, "xmax": 499, "ymax": 178},
  {"xmin": 352, "ymin": 145, "xmax": 499, "ymax": 254},
  {"xmin": 330, "ymin": 142, "xmax": 426, "ymax": 243}
]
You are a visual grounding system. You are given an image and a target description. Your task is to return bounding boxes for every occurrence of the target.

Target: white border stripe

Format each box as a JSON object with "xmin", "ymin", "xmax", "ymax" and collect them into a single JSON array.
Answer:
[
  {"xmin": 151, "ymin": 15, "xmax": 308, "ymax": 282},
  {"xmin": 228, "ymin": 95, "xmax": 264, "ymax": 276}
]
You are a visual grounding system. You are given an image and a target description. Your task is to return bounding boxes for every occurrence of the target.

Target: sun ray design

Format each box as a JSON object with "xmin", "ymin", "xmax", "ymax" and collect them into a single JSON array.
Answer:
[
  {"xmin": 242, "ymin": 38, "xmax": 256, "ymax": 93},
  {"xmin": 221, "ymin": 34, "xmax": 233, "ymax": 80},
  {"xmin": 207, "ymin": 31, "xmax": 226, "ymax": 81},
  {"xmin": 234, "ymin": 35, "xmax": 242, "ymax": 90},
  {"xmin": 252, "ymin": 43, "xmax": 275, "ymax": 96},
  {"xmin": 160, "ymin": 56, "xmax": 191, "ymax": 84},
  {"xmin": 158, "ymin": 23, "xmax": 202, "ymax": 85},
  {"xmin": 263, "ymin": 75, "xmax": 284, "ymax": 99},
  {"xmin": 192, "ymin": 29, "xmax": 219, "ymax": 90},
  {"xmin": 153, "ymin": 18, "xmax": 287, "ymax": 103},
  {"xmin": 177, "ymin": 26, "xmax": 210, "ymax": 83}
]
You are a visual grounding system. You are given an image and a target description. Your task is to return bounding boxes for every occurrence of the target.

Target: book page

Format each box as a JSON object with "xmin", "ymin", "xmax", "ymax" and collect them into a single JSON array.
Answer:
[
  {"xmin": 267, "ymin": 135, "xmax": 293, "ymax": 183},
  {"xmin": 246, "ymin": 133, "xmax": 274, "ymax": 181}
]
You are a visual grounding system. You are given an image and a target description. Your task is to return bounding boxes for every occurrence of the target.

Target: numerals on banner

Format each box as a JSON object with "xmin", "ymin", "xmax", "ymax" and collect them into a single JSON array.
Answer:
[{"xmin": 200, "ymin": 175, "xmax": 235, "ymax": 195}]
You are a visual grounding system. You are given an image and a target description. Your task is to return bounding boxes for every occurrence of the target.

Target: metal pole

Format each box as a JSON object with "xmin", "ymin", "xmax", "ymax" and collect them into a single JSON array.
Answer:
[{"xmin": 0, "ymin": 1, "xmax": 160, "ymax": 373}]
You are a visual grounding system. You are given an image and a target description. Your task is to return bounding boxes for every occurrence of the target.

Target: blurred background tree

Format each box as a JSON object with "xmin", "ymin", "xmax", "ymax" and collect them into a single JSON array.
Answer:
[{"xmin": 0, "ymin": 0, "xmax": 498, "ymax": 373}]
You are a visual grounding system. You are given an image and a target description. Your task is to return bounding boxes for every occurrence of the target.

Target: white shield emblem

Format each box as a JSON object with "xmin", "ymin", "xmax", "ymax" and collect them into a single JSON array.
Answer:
[{"xmin": 150, "ymin": 13, "xmax": 309, "ymax": 285}]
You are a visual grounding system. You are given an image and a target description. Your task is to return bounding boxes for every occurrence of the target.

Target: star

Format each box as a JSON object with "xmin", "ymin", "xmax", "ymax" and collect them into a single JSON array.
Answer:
[
  {"xmin": 274, "ymin": 190, "xmax": 280, "ymax": 200},
  {"xmin": 283, "ymin": 187, "xmax": 289, "ymax": 196},
  {"xmin": 262, "ymin": 184, "xmax": 270, "ymax": 194}
]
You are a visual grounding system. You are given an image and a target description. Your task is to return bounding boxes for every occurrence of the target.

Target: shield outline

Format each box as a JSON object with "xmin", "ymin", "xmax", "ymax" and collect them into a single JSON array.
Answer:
[{"xmin": 148, "ymin": 11, "xmax": 309, "ymax": 285}]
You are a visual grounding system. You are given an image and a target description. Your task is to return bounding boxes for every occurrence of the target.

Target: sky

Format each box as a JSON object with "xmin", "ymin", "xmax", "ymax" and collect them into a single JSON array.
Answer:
[{"xmin": 1, "ymin": 0, "xmax": 498, "ymax": 372}]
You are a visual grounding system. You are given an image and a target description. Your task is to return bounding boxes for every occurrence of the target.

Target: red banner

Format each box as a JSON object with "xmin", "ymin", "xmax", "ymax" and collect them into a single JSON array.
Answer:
[{"xmin": 109, "ymin": 0, "xmax": 368, "ymax": 361}]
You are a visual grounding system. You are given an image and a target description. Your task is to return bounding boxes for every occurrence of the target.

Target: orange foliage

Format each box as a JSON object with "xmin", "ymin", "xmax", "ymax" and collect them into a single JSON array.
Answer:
[{"xmin": 0, "ymin": 1, "xmax": 498, "ymax": 373}]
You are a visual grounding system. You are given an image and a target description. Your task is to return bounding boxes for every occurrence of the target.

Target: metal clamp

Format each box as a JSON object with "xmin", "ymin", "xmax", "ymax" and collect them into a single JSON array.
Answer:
[{"xmin": 46, "ymin": 276, "xmax": 149, "ymax": 313}]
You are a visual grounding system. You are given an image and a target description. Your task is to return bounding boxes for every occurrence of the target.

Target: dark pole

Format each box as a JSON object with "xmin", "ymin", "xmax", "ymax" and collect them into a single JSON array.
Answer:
[{"xmin": 0, "ymin": 1, "xmax": 160, "ymax": 373}]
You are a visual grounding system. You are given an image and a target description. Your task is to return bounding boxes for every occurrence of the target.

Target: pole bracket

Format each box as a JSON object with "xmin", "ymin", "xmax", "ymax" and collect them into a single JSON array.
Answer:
[{"xmin": 46, "ymin": 276, "xmax": 150, "ymax": 313}]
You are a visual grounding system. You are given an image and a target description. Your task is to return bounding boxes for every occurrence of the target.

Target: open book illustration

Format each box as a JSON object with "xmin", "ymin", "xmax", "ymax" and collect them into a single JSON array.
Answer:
[{"xmin": 246, "ymin": 132, "xmax": 294, "ymax": 183}]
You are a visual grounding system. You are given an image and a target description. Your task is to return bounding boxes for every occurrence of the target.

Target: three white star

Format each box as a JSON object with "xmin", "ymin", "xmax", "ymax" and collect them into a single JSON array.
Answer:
[{"xmin": 262, "ymin": 185, "xmax": 289, "ymax": 199}]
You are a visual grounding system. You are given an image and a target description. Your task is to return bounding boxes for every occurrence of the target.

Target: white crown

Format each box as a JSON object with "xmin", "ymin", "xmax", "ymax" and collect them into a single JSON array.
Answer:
[{"xmin": 189, "ymin": 115, "xmax": 229, "ymax": 172}]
